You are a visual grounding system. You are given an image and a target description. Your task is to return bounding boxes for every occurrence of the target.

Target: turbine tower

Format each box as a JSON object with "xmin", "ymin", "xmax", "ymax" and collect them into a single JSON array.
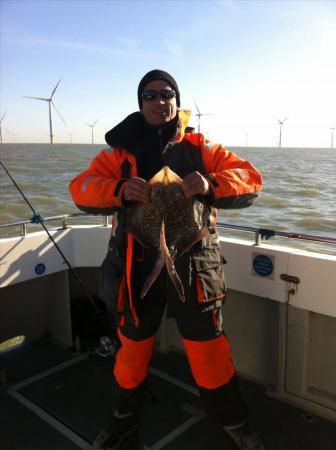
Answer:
[
  {"xmin": 331, "ymin": 125, "xmax": 335, "ymax": 149},
  {"xmin": 193, "ymin": 99, "xmax": 213, "ymax": 134},
  {"xmin": 69, "ymin": 132, "xmax": 74, "ymax": 144},
  {"xmin": 0, "ymin": 111, "xmax": 6, "ymax": 144},
  {"xmin": 277, "ymin": 117, "xmax": 287, "ymax": 148},
  {"xmin": 23, "ymin": 78, "xmax": 66, "ymax": 144},
  {"xmin": 85, "ymin": 120, "xmax": 98, "ymax": 144}
]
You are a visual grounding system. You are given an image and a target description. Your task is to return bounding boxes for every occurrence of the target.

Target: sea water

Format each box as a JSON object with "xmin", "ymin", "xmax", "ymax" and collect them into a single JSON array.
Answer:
[{"xmin": 1, "ymin": 144, "xmax": 335, "ymax": 254}]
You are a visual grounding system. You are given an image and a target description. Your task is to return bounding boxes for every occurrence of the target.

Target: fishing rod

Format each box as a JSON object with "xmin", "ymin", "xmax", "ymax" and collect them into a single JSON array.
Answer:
[{"xmin": 0, "ymin": 160, "xmax": 119, "ymax": 352}]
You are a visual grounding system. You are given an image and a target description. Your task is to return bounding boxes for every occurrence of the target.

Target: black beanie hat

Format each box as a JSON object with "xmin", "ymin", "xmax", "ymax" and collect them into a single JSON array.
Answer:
[{"xmin": 137, "ymin": 69, "xmax": 180, "ymax": 109}]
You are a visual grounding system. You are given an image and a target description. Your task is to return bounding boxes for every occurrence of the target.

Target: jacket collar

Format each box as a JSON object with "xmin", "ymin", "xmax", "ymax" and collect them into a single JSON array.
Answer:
[{"xmin": 105, "ymin": 109, "xmax": 192, "ymax": 153}]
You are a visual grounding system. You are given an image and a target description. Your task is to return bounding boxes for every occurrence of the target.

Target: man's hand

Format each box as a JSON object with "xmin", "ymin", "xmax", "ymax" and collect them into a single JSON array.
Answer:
[
  {"xmin": 123, "ymin": 177, "xmax": 150, "ymax": 203},
  {"xmin": 181, "ymin": 171, "xmax": 210, "ymax": 198}
]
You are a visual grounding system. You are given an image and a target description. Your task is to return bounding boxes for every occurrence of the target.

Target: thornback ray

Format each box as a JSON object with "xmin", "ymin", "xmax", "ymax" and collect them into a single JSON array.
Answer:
[{"xmin": 126, "ymin": 166, "xmax": 210, "ymax": 302}]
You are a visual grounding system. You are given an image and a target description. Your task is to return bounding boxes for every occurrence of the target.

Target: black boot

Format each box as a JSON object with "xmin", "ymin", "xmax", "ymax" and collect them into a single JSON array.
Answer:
[
  {"xmin": 92, "ymin": 408, "xmax": 142, "ymax": 449},
  {"xmin": 223, "ymin": 421, "xmax": 265, "ymax": 450},
  {"xmin": 92, "ymin": 382, "xmax": 146, "ymax": 450}
]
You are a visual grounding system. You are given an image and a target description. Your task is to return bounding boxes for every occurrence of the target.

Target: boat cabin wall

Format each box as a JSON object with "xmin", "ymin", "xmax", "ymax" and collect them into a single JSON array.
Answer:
[{"xmin": 0, "ymin": 267, "xmax": 101, "ymax": 347}]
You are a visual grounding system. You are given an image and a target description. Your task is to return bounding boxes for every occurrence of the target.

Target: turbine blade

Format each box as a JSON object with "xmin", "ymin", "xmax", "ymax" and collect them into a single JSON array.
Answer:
[
  {"xmin": 22, "ymin": 96, "xmax": 49, "ymax": 101},
  {"xmin": 51, "ymin": 78, "xmax": 62, "ymax": 98},
  {"xmin": 51, "ymin": 101, "xmax": 67, "ymax": 126},
  {"xmin": 93, "ymin": 119, "xmax": 98, "ymax": 127},
  {"xmin": 0, "ymin": 111, "xmax": 6, "ymax": 123},
  {"xmin": 193, "ymin": 98, "xmax": 201, "ymax": 114}
]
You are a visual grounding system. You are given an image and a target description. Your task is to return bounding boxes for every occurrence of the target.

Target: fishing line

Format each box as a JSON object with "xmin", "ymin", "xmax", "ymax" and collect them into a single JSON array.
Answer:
[{"xmin": 0, "ymin": 160, "xmax": 117, "ymax": 347}]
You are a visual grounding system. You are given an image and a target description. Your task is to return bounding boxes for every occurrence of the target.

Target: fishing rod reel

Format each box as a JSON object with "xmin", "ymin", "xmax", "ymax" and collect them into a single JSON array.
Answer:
[
  {"xmin": 94, "ymin": 335, "xmax": 119, "ymax": 358},
  {"xmin": 83, "ymin": 333, "xmax": 120, "ymax": 359}
]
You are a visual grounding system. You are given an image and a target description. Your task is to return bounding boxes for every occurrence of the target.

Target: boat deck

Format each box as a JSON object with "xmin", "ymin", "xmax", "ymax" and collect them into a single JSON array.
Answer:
[{"xmin": 1, "ymin": 337, "xmax": 336, "ymax": 450}]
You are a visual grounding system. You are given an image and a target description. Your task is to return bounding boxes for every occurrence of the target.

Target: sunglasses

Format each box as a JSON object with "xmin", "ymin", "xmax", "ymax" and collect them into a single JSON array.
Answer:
[{"xmin": 142, "ymin": 89, "xmax": 176, "ymax": 101}]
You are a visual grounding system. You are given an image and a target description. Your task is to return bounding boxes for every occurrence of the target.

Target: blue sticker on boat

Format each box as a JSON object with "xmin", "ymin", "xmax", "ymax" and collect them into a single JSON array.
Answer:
[
  {"xmin": 253, "ymin": 254, "xmax": 273, "ymax": 277},
  {"xmin": 35, "ymin": 263, "xmax": 46, "ymax": 275}
]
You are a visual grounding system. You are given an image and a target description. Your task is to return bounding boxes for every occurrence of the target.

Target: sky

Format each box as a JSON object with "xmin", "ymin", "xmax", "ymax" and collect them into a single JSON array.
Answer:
[{"xmin": 1, "ymin": 0, "xmax": 336, "ymax": 147}]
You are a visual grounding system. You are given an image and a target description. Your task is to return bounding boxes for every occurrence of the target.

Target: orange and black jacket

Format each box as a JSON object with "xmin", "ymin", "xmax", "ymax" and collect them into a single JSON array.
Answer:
[{"xmin": 69, "ymin": 110, "xmax": 262, "ymax": 325}]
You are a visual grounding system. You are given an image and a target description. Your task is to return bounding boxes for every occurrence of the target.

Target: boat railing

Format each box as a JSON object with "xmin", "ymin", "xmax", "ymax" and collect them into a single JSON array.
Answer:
[
  {"xmin": 1, "ymin": 212, "xmax": 336, "ymax": 247},
  {"xmin": 0, "ymin": 213, "xmax": 108, "ymax": 237},
  {"xmin": 216, "ymin": 223, "xmax": 336, "ymax": 246}
]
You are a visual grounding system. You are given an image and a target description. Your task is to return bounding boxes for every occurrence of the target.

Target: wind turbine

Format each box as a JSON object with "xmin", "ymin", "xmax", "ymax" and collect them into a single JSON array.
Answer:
[
  {"xmin": 69, "ymin": 131, "xmax": 74, "ymax": 144},
  {"xmin": 85, "ymin": 120, "xmax": 98, "ymax": 144},
  {"xmin": 277, "ymin": 117, "xmax": 287, "ymax": 148},
  {"xmin": 23, "ymin": 78, "xmax": 67, "ymax": 144},
  {"xmin": 193, "ymin": 99, "xmax": 213, "ymax": 134},
  {"xmin": 331, "ymin": 125, "xmax": 335, "ymax": 149},
  {"xmin": 0, "ymin": 111, "xmax": 6, "ymax": 144}
]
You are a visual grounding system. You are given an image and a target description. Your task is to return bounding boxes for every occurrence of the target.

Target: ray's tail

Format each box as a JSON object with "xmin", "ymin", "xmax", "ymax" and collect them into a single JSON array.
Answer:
[
  {"xmin": 140, "ymin": 222, "xmax": 185, "ymax": 302},
  {"xmin": 140, "ymin": 250, "xmax": 165, "ymax": 299},
  {"xmin": 159, "ymin": 222, "xmax": 185, "ymax": 302}
]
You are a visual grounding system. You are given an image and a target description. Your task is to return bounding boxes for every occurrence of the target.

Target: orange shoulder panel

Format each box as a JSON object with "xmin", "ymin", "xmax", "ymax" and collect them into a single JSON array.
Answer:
[
  {"xmin": 69, "ymin": 148, "xmax": 137, "ymax": 209},
  {"xmin": 186, "ymin": 135, "xmax": 262, "ymax": 199}
]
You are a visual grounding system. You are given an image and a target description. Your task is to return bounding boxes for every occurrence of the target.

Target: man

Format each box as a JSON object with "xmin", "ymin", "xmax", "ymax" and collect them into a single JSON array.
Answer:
[{"xmin": 69, "ymin": 70, "xmax": 264, "ymax": 450}]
